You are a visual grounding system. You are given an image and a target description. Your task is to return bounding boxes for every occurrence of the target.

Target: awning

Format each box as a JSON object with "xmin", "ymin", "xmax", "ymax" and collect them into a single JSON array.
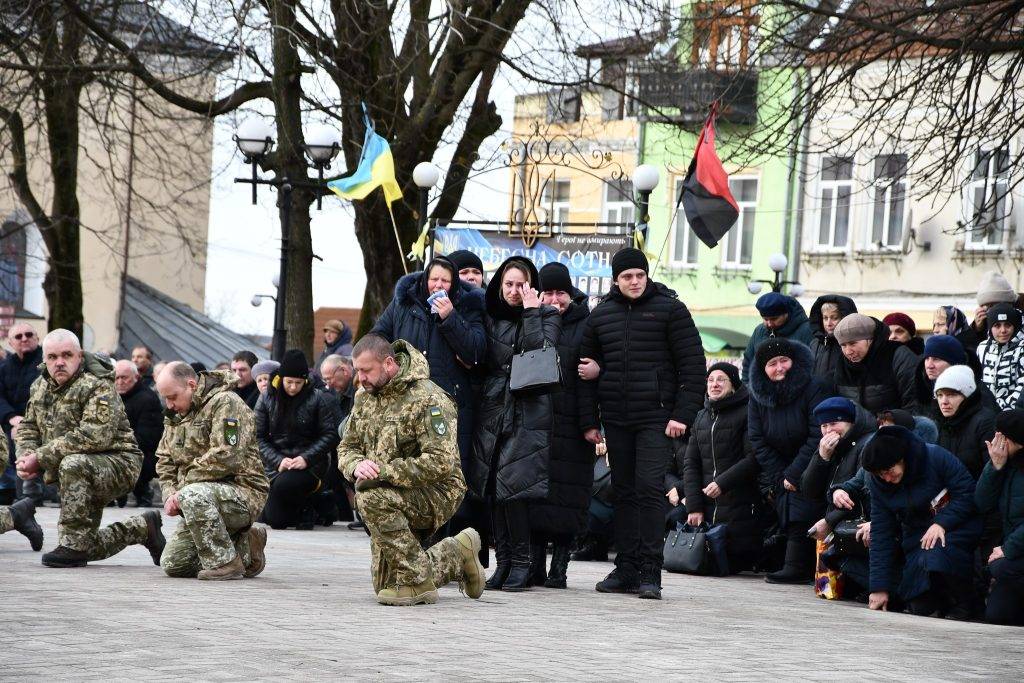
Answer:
[{"xmin": 701, "ymin": 331, "xmax": 729, "ymax": 353}]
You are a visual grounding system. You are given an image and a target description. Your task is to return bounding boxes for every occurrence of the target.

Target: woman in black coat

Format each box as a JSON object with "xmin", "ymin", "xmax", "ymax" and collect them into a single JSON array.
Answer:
[
  {"xmin": 471, "ymin": 256, "xmax": 561, "ymax": 591},
  {"xmin": 255, "ymin": 349, "xmax": 340, "ymax": 530},
  {"xmin": 748, "ymin": 338, "xmax": 832, "ymax": 584},
  {"xmin": 932, "ymin": 365, "xmax": 996, "ymax": 479},
  {"xmin": 681, "ymin": 362, "xmax": 762, "ymax": 573},
  {"xmin": 832, "ymin": 314, "xmax": 918, "ymax": 413},
  {"xmin": 808, "ymin": 294, "xmax": 857, "ymax": 381},
  {"xmin": 525, "ymin": 263, "xmax": 593, "ymax": 588}
]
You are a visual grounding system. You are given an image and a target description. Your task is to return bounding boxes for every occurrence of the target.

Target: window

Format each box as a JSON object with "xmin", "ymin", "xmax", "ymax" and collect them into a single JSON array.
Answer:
[
  {"xmin": 721, "ymin": 177, "xmax": 757, "ymax": 267},
  {"xmin": 601, "ymin": 179, "xmax": 634, "ymax": 234},
  {"xmin": 692, "ymin": 1, "xmax": 760, "ymax": 71},
  {"xmin": 964, "ymin": 146, "xmax": 1010, "ymax": 249},
  {"xmin": 541, "ymin": 179, "xmax": 571, "ymax": 223},
  {"xmin": 815, "ymin": 155, "xmax": 853, "ymax": 249},
  {"xmin": 869, "ymin": 153, "xmax": 907, "ymax": 249},
  {"xmin": 671, "ymin": 180, "xmax": 700, "ymax": 267},
  {"xmin": 599, "ymin": 59, "xmax": 638, "ymax": 121}
]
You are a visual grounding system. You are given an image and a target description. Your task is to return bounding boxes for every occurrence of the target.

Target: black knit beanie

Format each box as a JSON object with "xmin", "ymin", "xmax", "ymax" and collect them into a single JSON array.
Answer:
[
  {"xmin": 447, "ymin": 249, "xmax": 484, "ymax": 273},
  {"xmin": 861, "ymin": 426, "xmax": 912, "ymax": 472},
  {"xmin": 279, "ymin": 348, "xmax": 310, "ymax": 379},
  {"xmin": 996, "ymin": 409, "xmax": 1024, "ymax": 446},
  {"xmin": 539, "ymin": 262, "xmax": 574, "ymax": 293},
  {"xmin": 611, "ymin": 248, "xmax": 649, "ymax": 279},
  {"xmin": 707, "ymin": 361, "xmax": 741, "ymax": 389},
  {"xmin": 753, "ymin": 338, "xmax": 799, "ymax": 372}
]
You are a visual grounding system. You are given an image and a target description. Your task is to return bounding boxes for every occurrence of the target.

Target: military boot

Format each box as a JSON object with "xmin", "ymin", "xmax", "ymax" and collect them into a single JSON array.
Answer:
[
  {"xmin": 141, "ymin": 511, "xmax": 165, "ymax": 566},
  {"xmin": 197, "ymin": 555, "xmax": 245, "ymax": 581},
  {"xmin": 454, "ymin": 528, "xmax": 485, "ymax": 599},
  {"xmin": 377, "ymin": 579, "xmax": 439, "ymax": 606},
  {"xmin": 244, "ymin": 526, "xmax": 268, "ymax": 578},
  {"xmin": 41, "ymin": 545, "xmax": 89, "ymax": 568},
  {"xmin": 10, "ymin": 497, "xmax": 43, "ymax": 551}
]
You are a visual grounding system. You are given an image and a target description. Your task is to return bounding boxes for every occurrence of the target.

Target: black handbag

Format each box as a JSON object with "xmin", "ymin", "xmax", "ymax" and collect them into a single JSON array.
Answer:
[
  {"xmin": 663, "ymin": 523, "xmax": 709, "ymax": 574},
  {"xmin": 509, "ymin": 341, "xmax": 562, "ymax": 395},
  {"xmin": 832, "ymin": 518, "xmax": 869, "ymax": 558}
]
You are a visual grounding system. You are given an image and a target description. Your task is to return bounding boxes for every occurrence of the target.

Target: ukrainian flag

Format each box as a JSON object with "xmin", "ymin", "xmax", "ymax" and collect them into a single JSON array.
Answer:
[{"xmin": 328, "ymin": 111, "xmax": 402, "ymax": 205}]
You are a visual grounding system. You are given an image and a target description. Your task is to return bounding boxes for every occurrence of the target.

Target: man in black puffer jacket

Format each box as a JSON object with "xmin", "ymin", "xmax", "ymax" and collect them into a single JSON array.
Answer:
[{"xmin": 579, "ymin": 248, "xmax": 706, "ymax": 599}]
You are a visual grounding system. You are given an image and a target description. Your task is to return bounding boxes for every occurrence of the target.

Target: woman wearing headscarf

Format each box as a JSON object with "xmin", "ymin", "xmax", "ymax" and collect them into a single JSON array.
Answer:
[
  {"xmin": 933, "ymin": 305, "xmax": 981, "ymax": 356},
  {"xmin": 808, "ymin": 295, "xmax": 857, "ymax": 381},
  {"xmin": 470, "ymin": 256, "xmax": 560, "ymax": 591}
]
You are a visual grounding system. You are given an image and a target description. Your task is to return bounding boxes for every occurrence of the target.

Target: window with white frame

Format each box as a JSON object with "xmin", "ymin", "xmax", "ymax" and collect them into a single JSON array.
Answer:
[
  {"xmin": 964, "ymin": 146, "xmax": 1010, "ymax": 249},
  {"xmin": 815, "ymin": 155, "xmax": 853, "ymax": 249},
  {"xmin": 601, "ymin": 178, "xmax": 634, "ymax": 234},
  {"xmin": 541, "ymin": 179, "xmax": 571, "ymax": 223},
  {"xmin": 721, "ymin": 177, "xmax": 758, "ymax": 267},
  {"xmin": 869, "ymin": 153, "xmax": 907, "ymax": 249},
  {"xmin": 671, "ymin": 180, "xmax": 700, "ymax": 267}
]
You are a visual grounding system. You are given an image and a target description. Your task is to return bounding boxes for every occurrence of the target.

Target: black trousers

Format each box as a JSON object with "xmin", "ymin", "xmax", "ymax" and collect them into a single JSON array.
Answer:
[
  {"xmin": 133, "ymin": 452, "xmax": 157, "ymax": 503},
  {"xmin": 263, "ymin": 469, "xmax": 320, "ymax": 529},
  {"xmin": 986, "ymin": 556, "xmax": 1024, "ymax": 626},
  {"xmin": 604, "ymin": 424, "xmax": 672, "ymax": 572},
  {"xmin": 493, "ymin": 498, "xmax": 531, "ymax": 565}
]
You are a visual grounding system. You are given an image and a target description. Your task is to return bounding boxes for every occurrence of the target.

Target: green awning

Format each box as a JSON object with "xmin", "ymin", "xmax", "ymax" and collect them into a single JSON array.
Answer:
[{"xmin": 701, "ymin": 331, "xmax": 729, "ymax": 353}]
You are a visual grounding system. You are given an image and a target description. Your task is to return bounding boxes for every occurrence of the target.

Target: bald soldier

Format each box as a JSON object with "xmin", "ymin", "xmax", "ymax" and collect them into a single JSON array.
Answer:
[
  {"xmin": 155, "ymin": 362, "xmax": 269, "ymax": 580},
  {"xmin": 0, "ymin": 436, "xmax": 43, "ymax": 550},
  {"xmin": 338, "ymin": 335, "xmax": 484, "ymax": 606},
  {"xmin": 14, "ymin": 329, "xmax": 165, "ymax": 568}
]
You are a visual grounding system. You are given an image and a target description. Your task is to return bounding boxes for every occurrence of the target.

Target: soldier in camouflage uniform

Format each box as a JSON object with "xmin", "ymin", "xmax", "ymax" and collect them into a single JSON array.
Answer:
[
  {"xmin": 338, "ymin": 335, "xmax": 485, "ymax": 606},
  {"xmin": 0, "ymin": 436, "xmax": 43, "ymax": 550},
  {"xmin": 155, "ymin": 362, "xmax": 269, "ymax": 580},
  {"xmin": 14, "ymin": 329, "xmax": 165, "ymax": 567}
]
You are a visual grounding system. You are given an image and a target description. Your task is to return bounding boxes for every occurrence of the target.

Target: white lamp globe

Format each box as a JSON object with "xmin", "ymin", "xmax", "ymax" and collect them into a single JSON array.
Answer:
[
  {"xmin": 250, "ymin": 295, "xmax": 262, "ymax": 307},
  {"xmin": 633, "ymin": 164, "xmax": 660, "ymax": 192},
  {"xmin": 236, "ymin": 118, "xmax": 275, "ymax": 157},
  {"xmin": 747, "ymin": 281, "xmax": 763, "ymax": 295},
  {"xmin": 271, "ymin": 273, "xmax": 280, "ymax": 289},
  {"xmin": 789, "ymin": 283, "xmax": 805, "ymax": 297},
  {"xmin": 413, "ymin": 162, "xmax": 440, "ymax": 188},
  {"xmin": 768, "ymin": 253, "xmax": 788, "ymax": 274},
  {"xmin": 304, "ymin": 124, "xmax": 341, "ymax": 162}
]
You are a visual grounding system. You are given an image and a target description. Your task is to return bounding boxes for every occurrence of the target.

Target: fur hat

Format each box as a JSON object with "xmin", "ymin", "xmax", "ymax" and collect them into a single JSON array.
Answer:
[
  {"xmin": 977, "ymin": 271, "xmax": 1016, "ymax": 306},
  {"xmin": 934, "ymin": 364, "xmax": 976, "ymax": 398},
  {"xmin": 833, "ymin": 314, "xmax": 876, "ymax": 345}
]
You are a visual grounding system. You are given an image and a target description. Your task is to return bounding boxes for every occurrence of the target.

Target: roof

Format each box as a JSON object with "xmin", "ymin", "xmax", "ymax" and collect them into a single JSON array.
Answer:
[
  {"xmin": 101, "ymin": 1, "xmax": 229, "ymax": 61},
  {"xmin": 575, "ymin": 31, "xmax": 662, "ymax": 59},
  {"xmin": 313, "ymin": 307, "xmax": 361, "ymax": 356},
  {"xmin": 117, "ymin": 277, "xmax": 268, "ymax": 367}
]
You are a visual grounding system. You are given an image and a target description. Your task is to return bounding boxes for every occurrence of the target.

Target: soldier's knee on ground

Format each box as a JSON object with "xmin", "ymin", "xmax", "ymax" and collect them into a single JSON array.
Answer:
[
  {"xmin": 161, "ymin": 553, "xmax": 197, "ymax": 578},
  {"xmin": 358, "ymin": 487, "xmax": 402, "ymax": 519}
]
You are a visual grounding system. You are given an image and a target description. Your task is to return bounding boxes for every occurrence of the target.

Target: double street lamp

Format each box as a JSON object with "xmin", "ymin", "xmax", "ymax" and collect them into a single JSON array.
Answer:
[
  {"xmin": 747, "ymin": 253, "xmax": 804, "ymax": 296},
  {"xmin": 234, "ymin": 118, "xmax": 341, "ymax": 360}
]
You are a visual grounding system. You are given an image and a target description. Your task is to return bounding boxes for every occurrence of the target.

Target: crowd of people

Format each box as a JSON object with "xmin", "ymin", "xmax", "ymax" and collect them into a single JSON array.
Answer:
[{"xmin": 1, "ymin": 250, "xmax": 1024, "ymax": 623}]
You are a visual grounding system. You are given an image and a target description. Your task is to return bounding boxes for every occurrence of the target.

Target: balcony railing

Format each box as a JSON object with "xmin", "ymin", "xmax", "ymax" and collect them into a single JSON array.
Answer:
[{"xmin": 637, "ymin": 68, "xmax": 758, "ymax": 125}]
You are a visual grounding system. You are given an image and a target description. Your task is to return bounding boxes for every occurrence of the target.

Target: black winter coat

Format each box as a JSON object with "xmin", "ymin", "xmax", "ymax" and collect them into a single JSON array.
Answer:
[
  {"xmin": 808, "ymin": 295, "xmax": 857, "ymax": 381},
  {"xmin": 470, "ymin": 257, "xmax": 561, "ymax": 502},
  {"xmin": 681, "ymin": 385, "xmax": 761, "ymax": 525},
  {"xmin": 529, "ymin": 298, "xmax": 592, "ymax": 536},
  {"xmin": 748, "ymin": 340, "xmax": 832, "ymax": 525},
  {"xmin": 800, "ymin": 404, "xmax": 876, "ymax": 528},
  {"xmin": 741, "ymin": 297, "xmax": 813, "ymax": 381},
  {"xmin": 255, "ymin": 384, "xmax": 341, "ymax": 482},
  {"xmin": 934, "ymin": 389, "xmax": 995, "ymax": 479},
  {"xmin": 578, "ymin": 280, "xmax": 705, "ymax": 429},
  {"xmin": 0, "ymin": 347, "xmax": 42, "ymax": 431},
  {"xmin": 120, "ymin": 381, "xmax": 164, "ymax": 457},
  {"xmin": 833, "ymin": 318, "xmax": 917, "ymax": 413},
  {"xmin": 234, "ymin": 381, "xmax": 260, "ymax": 410},
  {"xmin": 976, "ymin": 458, "xmax": 1024, "ymax": 560},
  {"xmin": 372, "ymin": 270, "xmax": 486, "ymax": 472}
]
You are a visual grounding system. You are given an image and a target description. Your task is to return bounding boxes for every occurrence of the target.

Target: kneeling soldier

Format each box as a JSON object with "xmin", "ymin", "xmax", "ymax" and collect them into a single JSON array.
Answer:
[
  {"xmin": 155, "ymin": 362, "xmax": 269, "ymax": 580},
  {"xmin": 14, "ymin": 329, "xmax": 164, "ymax": 567},
  {"xmin": 339, "ymin": 335, "xmax": 484, "ymax": 606}
]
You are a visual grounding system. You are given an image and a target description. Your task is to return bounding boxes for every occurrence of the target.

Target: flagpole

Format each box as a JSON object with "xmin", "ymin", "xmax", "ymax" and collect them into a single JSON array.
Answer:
[{"xmin": 386, "ymin": 204, "xmax": 409, "ymax": 275}]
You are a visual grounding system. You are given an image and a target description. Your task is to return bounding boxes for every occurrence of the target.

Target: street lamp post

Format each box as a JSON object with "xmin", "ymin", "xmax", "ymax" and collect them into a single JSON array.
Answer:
[
  {"xmin": 746, "ymin": 253, "xmax": 804, "ymax": 296},
  {"xmin": 233, "ymin": 118, "xmax": 341, "ymax": 360},
  {"xmin": 632, "ymin": 164, "xmax": 660, "ymax": 243},
  {"xmin": 412, "ymin": 162, "xmax": 440, "ymax": 266}
]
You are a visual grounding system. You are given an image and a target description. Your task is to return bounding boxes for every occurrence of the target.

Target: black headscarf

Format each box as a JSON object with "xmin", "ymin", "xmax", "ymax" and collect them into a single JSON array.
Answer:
[{"xmin": 484, "ymin": 256, "xmax": 540, "ymax": 322}]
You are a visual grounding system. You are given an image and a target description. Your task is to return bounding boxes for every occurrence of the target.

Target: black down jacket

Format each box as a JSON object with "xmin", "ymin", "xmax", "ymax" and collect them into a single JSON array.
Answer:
[
  {"xmin": 681, "ymin": 385, "xmax": 761, "ymax": 525},
  {"xmin": 255, "ymin": 383, "xmax": 341, "ymax": 482},
  {"xmin": 529, "ymin": 297, "xmax": 593, "ymax": 537},
  {"xmin": 470, "ymin": 257, "xmax": 561, "ymax": 502},
  {"xmin": 120, "ymin": 380, "xmax": 164, "ymax": 458},
  {"xmin": 748, "ymin": 341, "xmax": 833, "ymax": 525},
  {"xmin": 833, "ymin": 317, "xmax": 918, "ymax": 413},
  {"xmin": 578, "ymin": 280, "xmax": 705, "ymax": 429},
  {"xmin": 372, "ymin": 263, "xmax": 487, "ymax": 472},
  {"xmin": 799, "ymin": 403, "xmax": 876, "ymax": 528},
  {"xmin": 0, "ymin": 346, "xmax": 42, "ymax": 431},
  {"xmin": 808, "ymin": 295, "xmax": 857, "ymax": 382},
  {"xmin": 934, "ymin": 389, "xmax": 996, "ymax": 479}
]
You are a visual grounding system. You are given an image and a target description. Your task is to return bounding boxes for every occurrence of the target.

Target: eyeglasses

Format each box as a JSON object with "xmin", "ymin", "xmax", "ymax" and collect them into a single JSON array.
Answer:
[{"xmin": 12, "ymin": 332, "xmax": 34, "ymax": 340}]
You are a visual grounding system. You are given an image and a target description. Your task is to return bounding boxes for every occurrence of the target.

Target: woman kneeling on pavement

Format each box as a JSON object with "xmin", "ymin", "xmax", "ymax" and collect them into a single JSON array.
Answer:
[{"xmin": 255, "ymin": 349, "xmax": 340, "ymax": 530}]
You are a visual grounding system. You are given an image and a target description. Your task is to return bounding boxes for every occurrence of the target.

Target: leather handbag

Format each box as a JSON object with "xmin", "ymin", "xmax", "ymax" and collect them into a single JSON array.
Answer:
[
  {"xmin": 663, "ymin": 523, "xmax": 709, "ymax": 574},
  {"xmin": 509, "ymin": 342, "xmax": 562, "ymax": 395},
  {"xmin": 832, "ymin": 518, "xmax": 869, "ymax": 558}
]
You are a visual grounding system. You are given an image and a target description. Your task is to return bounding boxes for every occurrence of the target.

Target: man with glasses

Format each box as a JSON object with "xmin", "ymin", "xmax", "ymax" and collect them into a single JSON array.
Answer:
[{"xmin": 0, "ymin": 324, "xmax": 43, "ymax": 505}]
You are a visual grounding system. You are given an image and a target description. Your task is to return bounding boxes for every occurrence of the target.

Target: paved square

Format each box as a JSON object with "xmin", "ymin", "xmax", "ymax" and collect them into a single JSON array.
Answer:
[{"xmin": 1, "ymin": 507, "xmax": 1022, "ymax": 680}]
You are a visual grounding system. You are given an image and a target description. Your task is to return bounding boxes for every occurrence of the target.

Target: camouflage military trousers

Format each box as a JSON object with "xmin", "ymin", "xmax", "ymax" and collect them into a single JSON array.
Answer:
[
  {"xmin": 161, "ymin": 482, "xmax": 253, "ymax": 577},
  {"xmin": 357, "ymin": 482, "xmax": 464, "ymax": 593},
  {"xmin": 0, "ymin": 506, "xmax": 11, "ymax": 534},
  {"xmin": 57, "ymin": 453, "xmax": 149, "ymax": 559}
]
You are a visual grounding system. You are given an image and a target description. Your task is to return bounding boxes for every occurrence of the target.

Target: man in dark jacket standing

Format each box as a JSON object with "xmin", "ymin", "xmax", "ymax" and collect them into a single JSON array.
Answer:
[
  {"xmin": 114, "ymin": 360, "xmax": 164, "ymax": 507},
  {"xmin": 0, "ymin": 323, "xmax": 43, "ymax": 504},
  {"xmin": 579, "ymin": 248, "xmax": 706, "ymax": 599},
  {"xmin": 230, "ymin": 351, "xmax": 260, "ymax": 409},
  {"xmin": 313, "ymin": 319, "xmax": 354, "ymax": 383},
  {"xmin": 741, "ymin": 292, "xmax": 812, "ymax": 381}
]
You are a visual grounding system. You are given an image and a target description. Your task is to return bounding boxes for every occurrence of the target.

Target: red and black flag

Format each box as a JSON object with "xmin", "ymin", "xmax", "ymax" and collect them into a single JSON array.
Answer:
[{"xmin": 675, "ymin": 103, "xmax": 739, "ymax": 248}]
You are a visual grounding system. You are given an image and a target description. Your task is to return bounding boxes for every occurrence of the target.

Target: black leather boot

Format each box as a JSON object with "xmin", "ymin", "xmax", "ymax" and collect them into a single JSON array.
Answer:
[
  {"xmin": 765, "ymin": 532, "xmax": 815, "ymax": 585},
  {"xmin": 528, "ymin": 543, "xmax": 547, "ymax": 587},
  {"xmin": 485, "ymin": 520, "xmax": 510, "ymax": 590},
  {"xmin": 502, "ymin": 536, "xmax": 532, "ymax": 592},
  {"xmin": 544, "ymin": 543, "xmax": 571, "ymax": 588}
]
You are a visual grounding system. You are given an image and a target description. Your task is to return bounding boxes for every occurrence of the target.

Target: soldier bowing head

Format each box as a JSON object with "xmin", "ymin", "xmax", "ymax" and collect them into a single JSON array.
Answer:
[
  {"xmin": 156, "ymin": 362, "xmax": 200, "ymax": 415},
  {"xmin": 352, "ymin": 334, "xmax": 400, "ymax": 395}
]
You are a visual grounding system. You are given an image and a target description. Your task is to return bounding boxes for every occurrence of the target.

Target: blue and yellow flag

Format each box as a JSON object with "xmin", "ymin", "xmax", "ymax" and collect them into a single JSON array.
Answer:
[{"xmin": 328, "ymin": 108, "xmax": 402, "ymax": 205}]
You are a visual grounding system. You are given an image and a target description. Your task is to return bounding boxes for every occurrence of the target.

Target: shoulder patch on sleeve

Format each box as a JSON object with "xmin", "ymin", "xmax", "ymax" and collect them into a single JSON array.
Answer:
[
  {"xmin": 223, "ymin": 418, "xmax": 239, "ymax": 446},
  {"xmin": 427, "ymin": 405, "xmax": 447, "ymax": 436},
  {"xmin": 95, "ymin": 395, "xmax": 112, "ymax": 423}
]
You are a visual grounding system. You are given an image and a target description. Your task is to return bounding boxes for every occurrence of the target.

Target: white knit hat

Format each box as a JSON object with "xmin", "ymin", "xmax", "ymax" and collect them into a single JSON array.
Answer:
[
  {"xmin": 976, "ymin": 271, "xmax": 1017, "ymax": 306},
  {"xmin": 934, "ymin": 365, "xmax": 976, "ymax": 398}
]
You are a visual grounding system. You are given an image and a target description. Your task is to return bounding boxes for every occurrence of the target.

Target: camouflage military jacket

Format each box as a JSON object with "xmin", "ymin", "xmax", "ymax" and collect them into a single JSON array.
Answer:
[
  {"xmin": 338, "ymin": 340, "xmax": 465, "ymax": 491},
  {"xmin": 16, "ymin": 352, "xmax": 143, "ymax": 485},
  {"xmin": 155, "ymin": 371, "xmax": 269, "ymax": 518}
]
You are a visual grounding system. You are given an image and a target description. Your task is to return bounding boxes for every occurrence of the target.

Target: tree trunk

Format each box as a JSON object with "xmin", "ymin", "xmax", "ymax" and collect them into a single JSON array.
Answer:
[
  {"xmin": 284, "ymin": 187, "xmax": 314, "ymax": 358},
  {"xmin": 353, "ymin": 191, "xmax": 418, "ymax": 336}
]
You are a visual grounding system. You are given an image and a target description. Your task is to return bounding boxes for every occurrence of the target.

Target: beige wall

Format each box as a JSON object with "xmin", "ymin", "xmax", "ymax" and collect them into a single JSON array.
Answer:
[
  {"xmin": 1, "ymin": 73, "xmax": 216, "ymax": 352},
  {"xmin": 797, "ymin": 57, "xmax": 1023, "ymax": 326}
]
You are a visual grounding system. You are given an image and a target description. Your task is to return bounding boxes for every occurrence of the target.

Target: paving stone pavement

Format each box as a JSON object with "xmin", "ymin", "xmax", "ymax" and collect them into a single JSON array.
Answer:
[{"xmin": 1, "ymin": 506, "xmax": 1023, "ymax": 681}]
